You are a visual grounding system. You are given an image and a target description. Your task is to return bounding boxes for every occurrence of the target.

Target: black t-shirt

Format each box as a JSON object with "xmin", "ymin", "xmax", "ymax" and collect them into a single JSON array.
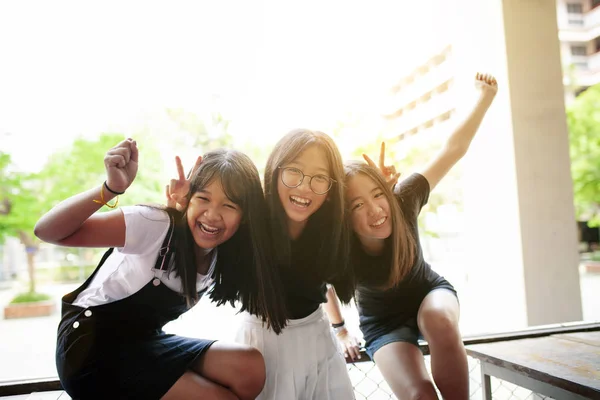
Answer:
[
  {"xmin": 279, "ymin": 230, "xmax": 328, "ymax": 320},
  {"xmin": 355, "ymin": 173, "xmax": 449, "ymax": 343}
]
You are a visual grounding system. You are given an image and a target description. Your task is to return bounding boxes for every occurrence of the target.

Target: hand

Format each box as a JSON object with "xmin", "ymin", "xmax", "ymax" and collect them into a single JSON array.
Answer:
[
  {"xmin": 363, "ymin": 142, "xmax": 401, "ymax": 189},
  {"xmin": 165, "ymin": 155, "xmax": 202, "ymax": 211},
  {"xmin": 336, "ymin": 328, "xmax": 362, "ymax": 361},
  {"xmin": 475, "ymin": 72, "xmax": 498, "ymax": 99},
  {"xmin": 104, "ymin": 138, "xmax": 138, "ymax": 194}
]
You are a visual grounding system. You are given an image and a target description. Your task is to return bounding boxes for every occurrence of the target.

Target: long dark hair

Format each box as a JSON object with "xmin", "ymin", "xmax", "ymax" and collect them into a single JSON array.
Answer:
[
  {"xmin": 263, "ymin": 129, "xmax": 353, "ymax": 302},
  {"xmin": 167, "ymin": 149, "xmax": 287, "ymax": 333},
  {"xmin": 344, "ymin": 161, "xmax": 416, "ymax": 290}
]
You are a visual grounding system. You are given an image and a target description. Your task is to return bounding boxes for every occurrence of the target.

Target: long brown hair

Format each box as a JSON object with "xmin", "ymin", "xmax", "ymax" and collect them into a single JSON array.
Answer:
[
  {"xmin": 168, "ymin": 149, "xmax": 288, "ymax": 333},
  {"xmin": 263, "ymin": 129, "xmax": 353, "ymax": 301},
  {"xmin": 344, "ymin": 161, "xmax": 416, "ymax": 289}
]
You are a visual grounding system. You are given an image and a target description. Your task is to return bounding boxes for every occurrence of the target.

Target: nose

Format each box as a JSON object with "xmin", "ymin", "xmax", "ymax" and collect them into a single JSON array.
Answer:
[
  {"xmin": 203, "ymin": 206, "xmax": 222, "ymax": 222},
  {"xmin": 297, "ymin": 176, "xmax": 312, "ymax": 193},
  {"xmin": 366, "ymin": 202, "xmax": 381, "ymax": 217}
]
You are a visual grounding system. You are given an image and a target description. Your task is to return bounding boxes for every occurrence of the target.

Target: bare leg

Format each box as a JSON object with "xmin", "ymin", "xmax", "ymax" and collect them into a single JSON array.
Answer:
[
  {"xmin": 162, "ymin": 371, "xmax": 239, "ymax": 400},
  {"xmin": 162, "ymin": 342, "xmax": 265, "ymax": 400},
  {"xmin": 417, "ymin": 290, "xmax": 468, "ymax": 400},
  {"xmin": 373, "ymin": 341, "xmax": 438, "ymax": 400},
  {"xmin": 191, "ymin": 342, "xmax": 266, "ymax": 400}
]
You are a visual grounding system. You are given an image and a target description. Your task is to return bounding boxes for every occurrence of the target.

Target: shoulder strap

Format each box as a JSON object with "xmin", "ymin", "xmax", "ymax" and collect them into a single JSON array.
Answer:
[{"xmin": 154, "ymin": 213, "xmax": 175, "ymax": 272}]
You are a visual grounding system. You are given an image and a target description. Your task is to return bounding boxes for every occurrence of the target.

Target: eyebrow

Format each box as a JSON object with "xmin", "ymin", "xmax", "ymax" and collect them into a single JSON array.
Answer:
[
  {"xmin": 288, "ymin": 161, "xmax": 329, "ymax": 175},
  {"xmin": 195, "ymin": 189, "xmax": 237, "ymax": 204}
]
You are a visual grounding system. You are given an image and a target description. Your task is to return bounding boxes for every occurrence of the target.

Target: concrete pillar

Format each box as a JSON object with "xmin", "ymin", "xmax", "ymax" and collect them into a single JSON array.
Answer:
[{"xmin": 447, "ymin": 0, "xmax": 583, "ymax": 331}]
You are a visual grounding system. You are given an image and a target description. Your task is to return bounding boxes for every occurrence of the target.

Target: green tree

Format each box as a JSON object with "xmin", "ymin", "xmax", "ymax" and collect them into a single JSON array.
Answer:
[
  {"xmin": 566, "ymin": 84, "xmax": 600, "ymax": 224},
  {"xmin": 0, "ymin": 133, "xmax": 165, "ymax": 295}
]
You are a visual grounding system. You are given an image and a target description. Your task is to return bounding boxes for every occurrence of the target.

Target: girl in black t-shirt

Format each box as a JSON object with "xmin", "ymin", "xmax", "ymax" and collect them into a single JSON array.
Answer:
[
  {"xmin": 233, "ymin": 129, "xmax": 355, "ymax": 400},
  {"xmin": 343, "ymin": 74, "xmax": 498, "ymax": 400}
]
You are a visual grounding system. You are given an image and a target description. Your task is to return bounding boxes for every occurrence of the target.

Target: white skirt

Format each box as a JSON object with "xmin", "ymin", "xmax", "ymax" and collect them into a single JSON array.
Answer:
[{"xmin": 235, "ymin": 305, "xmax": 355, "ymax": 400}]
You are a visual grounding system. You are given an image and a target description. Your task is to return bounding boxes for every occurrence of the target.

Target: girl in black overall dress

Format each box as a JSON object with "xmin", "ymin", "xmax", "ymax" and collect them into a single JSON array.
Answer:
[
  {"xmin": 339, "ymin": 74, "xmax": 498, "ymax": 400},
  {"xmin": 34, "ymin": 138, "xmax": 287, "ymax": 400}
]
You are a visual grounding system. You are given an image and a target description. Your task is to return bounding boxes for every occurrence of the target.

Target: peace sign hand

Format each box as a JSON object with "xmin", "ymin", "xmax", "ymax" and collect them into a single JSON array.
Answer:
[
  {"xmin": 165, "ymin": 155, "xmax": 203, "ymax": 211},
  {"xmin": 104, "ymin": 138, "xmax": 139, "ymax": 194},
  {"xmin": 362, "ymin": 142, "xmax": 400, "ymax": 190}
]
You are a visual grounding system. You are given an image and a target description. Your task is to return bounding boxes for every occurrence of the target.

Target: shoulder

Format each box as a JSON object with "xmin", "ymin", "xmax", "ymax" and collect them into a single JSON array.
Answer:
[
  {"xmin": 120, "ymin": 206, "xmax": 172, "ymax": 255},
  {"xmin": 394, "ymin": 173, "xmax": 430, "ymax": 212},
  {"xmin": 122, "ymin": 205, "xmax": 170, "ymax": 223}
]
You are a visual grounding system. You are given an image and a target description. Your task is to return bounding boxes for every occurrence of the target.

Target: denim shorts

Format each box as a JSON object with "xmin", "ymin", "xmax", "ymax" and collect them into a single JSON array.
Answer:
[
  {"xmin": 363, "ymin": 287, "xmax": 458, "ymax": 360},
  {"xmin": 364, "ymin": 317, "xmax": 423, "ymax": 360}
]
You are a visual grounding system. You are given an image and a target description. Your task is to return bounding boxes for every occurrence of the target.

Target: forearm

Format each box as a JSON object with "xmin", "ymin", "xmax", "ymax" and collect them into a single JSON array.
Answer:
[
  {"xmin": 446, "ymin": 93, "xmax": 495, "ymax": 153},
  {"xmin": 34, "ymin": 185, "xmax": 116, "ymax": 243},
  {"xmin": 323, "ymin": 285, "xmax": 344, "ymax": 325}
]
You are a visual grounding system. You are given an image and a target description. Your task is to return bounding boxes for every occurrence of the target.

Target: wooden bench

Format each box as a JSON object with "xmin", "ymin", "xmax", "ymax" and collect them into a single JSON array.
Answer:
[{"xmin": 467, "ymin": 331, "xmax": 600, "ymax": 400}]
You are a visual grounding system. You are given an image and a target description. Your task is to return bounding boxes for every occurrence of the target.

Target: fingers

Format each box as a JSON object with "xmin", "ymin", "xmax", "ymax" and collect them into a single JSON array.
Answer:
[
  {"xmin": 105, "ymin": 154, "xmax": 127, "ymax": 169},
  {"xmin": 362, "ymin": 154, "xmax": 376, "ymax": 167},
  {"xmin": 190, "ymin": 156, "xmax": 203, "ymax": 178},
  {"xmin": 107, "ymin": 147, "xmax": 131, "ymax": 164},
  {"xmin": 165, "ymin": 184, "xmax": 177, "ymax": 208},
  {"xmin": 175, "ymin": 156, "xmax": 186, "ymax": 181},
  {"xmin": 387, "ymin": 172, "xmax": 401, "ymax": 188},
  {"xmin": 476, "ymin": 72, "xmax": 498, "ymax": 87},
  {"xmin": 128, "ymin": 139, "xmax": 138, "ymax": 163},
  {"xmin": 347, "ymin": 343, "xmax": 361, "ymax": 361},
  {"xmin": 379, "ymin": 142, "xmax": 386, "ymax": 170}
]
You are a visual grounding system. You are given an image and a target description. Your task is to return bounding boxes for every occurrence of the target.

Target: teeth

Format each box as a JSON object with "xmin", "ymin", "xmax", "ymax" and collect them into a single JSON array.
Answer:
[
  {"xmin": 371, "ymin": 217, "xmax": 386, "ymax": 227},
  {"xmin": 290, "ymin": 195, "xmax": 311, "ymax": 206},
  {"xmin": 199, "ymin": 223, "xmax": 220, "ymax": 234}
]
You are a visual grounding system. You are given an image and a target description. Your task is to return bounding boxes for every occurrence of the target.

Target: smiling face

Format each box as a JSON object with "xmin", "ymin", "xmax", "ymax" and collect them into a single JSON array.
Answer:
[
  {"xmin": 346, "ymin": 173, "xmax": 393, "ymax": 248},
  {"xmin": 277, "ymin": 144, "xmax": 331, "ymax": 235},
  {"xmin": 186, "ymin": 179, "xmax": 243, "ymax": 249}
]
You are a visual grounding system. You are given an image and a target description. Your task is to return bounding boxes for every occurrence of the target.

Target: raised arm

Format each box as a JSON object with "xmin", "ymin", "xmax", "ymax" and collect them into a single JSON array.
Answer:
[
  {"xmin": 34, "ymin": 138, "xmax": 138, "ymax": 248},
  {"xmin": 420, "ymin": 72, "xmax": 498, "ymax": 191}
]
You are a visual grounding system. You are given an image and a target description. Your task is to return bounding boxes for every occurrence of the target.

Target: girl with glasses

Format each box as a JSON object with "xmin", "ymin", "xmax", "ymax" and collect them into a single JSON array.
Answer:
[{"xmin": 235, "ymin": 129, "xmax": 355, "ymax": 399}]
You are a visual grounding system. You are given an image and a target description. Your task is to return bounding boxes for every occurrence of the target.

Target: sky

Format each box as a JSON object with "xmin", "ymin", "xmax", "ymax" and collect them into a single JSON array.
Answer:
[{"xmin": 0, "ymin": 0, "xmax": 447, "ymax": 172}]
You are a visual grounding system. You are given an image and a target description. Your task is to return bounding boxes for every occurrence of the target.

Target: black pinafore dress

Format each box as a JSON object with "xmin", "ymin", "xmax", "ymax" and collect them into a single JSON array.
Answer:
[{"xmin": 55, "ymin": 217, "xmax": 216, "ymax": 399}]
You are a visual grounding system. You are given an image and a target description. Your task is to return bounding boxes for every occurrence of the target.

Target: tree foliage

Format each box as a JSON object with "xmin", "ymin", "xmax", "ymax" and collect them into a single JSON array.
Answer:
[{"xmin": 566, "ymin": 84, "xmax": 600, "ymax": 224}]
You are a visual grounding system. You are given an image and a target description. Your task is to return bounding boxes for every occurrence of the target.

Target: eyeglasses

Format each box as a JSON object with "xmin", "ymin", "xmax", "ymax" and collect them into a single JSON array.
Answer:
[{"xmin": 278, "ymin": 166, "xmax": 336, "ymax": 195}]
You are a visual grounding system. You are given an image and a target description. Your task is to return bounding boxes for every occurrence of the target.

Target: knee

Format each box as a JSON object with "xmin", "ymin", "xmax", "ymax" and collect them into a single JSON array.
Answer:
[
  {"xmin": 230, "ymin": 346, "xmax": 266, "ymax": 399},
  {"xmin": 405, "ymin": 380, "xmax": 438, "ymax": 400},
  {"xmin": 419, "ymin": 307, "xmax": 460, "ymax": 345}
]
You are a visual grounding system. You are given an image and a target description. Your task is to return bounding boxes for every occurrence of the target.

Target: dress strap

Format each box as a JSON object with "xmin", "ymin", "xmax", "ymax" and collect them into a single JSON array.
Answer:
[{"xmin": 154, "ymin": 213, "xmax": 175, "ymax": 272}]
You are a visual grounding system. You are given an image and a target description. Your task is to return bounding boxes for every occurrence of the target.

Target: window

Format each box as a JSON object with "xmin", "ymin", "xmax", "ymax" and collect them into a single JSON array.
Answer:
[
  {"xmin": 571, "ymin": 45, "xmax": 588, "ymax": 56},
  {"xmin": 568, "ymin": 19, "xmax": 584, "ymax": 26},
  {"xmin": 567, "ymin": 3, "xmax": 583, "ymax": 14},
  {"xmin": 593, "ymin": 0, "xmax": 600, "ymax": 9}
]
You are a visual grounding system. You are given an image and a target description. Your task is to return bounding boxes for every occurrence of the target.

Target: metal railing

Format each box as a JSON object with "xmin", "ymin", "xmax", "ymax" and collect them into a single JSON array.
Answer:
[
  {"xmin": 347, "ymin": 355, "xmax": 552, "ymax": 400},
  {"xmin": 2, "ymin": 322, "xmax": 599, "ymax": 398}
]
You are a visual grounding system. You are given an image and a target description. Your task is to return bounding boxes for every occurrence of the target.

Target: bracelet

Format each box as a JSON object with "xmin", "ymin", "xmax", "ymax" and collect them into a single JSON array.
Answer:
[
  {"xmin": 331, "ymin": 320, "xmax": 345, "ymax": 329},
  {"xmin": 104, "ymin": 181, "xmax": 125, "ymax": 195},
  {"xmin": 93, "ymin": 184, "xmax": 119, "ymax": 209},
  {"xmin": 333, "ymin": 325, "xmax": 347, "ymax": 336}
]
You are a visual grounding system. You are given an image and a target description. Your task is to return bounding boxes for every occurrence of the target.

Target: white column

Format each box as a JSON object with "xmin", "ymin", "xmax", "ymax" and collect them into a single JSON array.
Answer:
[{"xmin": 448, "ymin": 0, "xmax": 583, "ymax": 331}]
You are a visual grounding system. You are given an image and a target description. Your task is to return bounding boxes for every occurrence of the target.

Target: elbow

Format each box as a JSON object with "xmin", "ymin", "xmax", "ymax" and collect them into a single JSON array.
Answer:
[
  {"xmin": 444, "ymin": 142, "xmax": 469, "ymax": 160},
  {"xmin": 33, "ymin": 220, "xmax": 58, "ymax": 244},
  {"xmin": 33, "ymin": 221, "xmax": 48, "ymax": 242}
]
